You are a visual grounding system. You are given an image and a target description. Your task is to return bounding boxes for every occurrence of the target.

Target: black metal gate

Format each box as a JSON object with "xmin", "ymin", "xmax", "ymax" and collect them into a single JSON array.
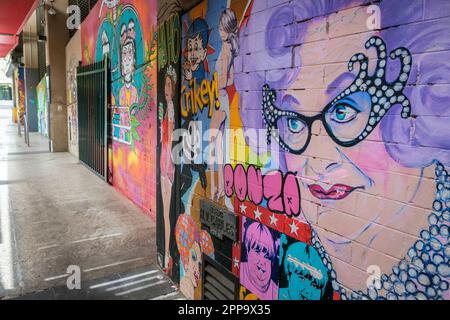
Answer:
[{"xmin": 77, "ymin": 58, "xmax": 109, "ymax": 180}]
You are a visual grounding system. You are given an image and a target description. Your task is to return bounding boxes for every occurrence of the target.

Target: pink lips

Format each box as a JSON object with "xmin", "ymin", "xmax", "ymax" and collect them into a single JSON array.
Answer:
[{"xmin": 308, "ymin": 183, "xmax": 359, "ymax": 200}]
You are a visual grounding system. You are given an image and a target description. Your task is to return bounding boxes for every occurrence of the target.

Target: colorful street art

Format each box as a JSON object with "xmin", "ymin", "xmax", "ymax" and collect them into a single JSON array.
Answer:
[
  {"xmin": 164, "ymin": 0, "xmax": 450, "ymax": 301},
  {"xmin": 66, "ymin": 29, "xmax": 81, "ymax": 157},
  {"xmin": 156, "ymin": 8, "xmax": 182, "ymax": 281},
  {"xmin": 81, "ymin": 0, "xmax": 158, "ymax": 214},
  {"xmin": 175, "ymin": 213, "xmax": 214, "ymax": 299},
  {"xmin": 240, "ymin": 217, "xmax": 280, "ymax": 300},
  {"xmin": 230, "ymin": 0, "xmax": 450, "ymax": 300},
  {"xmin": 67, "ymin": 104, "xmax": 78, "ymax": 153},
  {"xmin": 15, "ymin": 67, "xmax": 25, "ymax": 125},
  {"xmin": 36, "ymin": 76, "xmax": 48, "ymax": 137},
  {"xmin": 168, "ymin": 0, "xmax": 256, "ymax": 300},
  {"xmin": 278, "ymin": 235, "xmax": 333, "ymax": 300}
]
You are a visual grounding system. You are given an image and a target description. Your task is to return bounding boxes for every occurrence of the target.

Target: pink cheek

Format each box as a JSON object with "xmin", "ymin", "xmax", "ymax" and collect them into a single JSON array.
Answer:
[
  {"xmin": 345, "ymin": 126, "xmax": 395, "ymax": 172},
  {"xmin": 285, "ymin": 153, "xmax": 304, "ymax": 173}
]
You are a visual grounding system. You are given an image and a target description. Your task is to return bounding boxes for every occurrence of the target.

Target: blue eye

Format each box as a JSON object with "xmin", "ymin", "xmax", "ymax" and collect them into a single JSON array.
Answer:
[
  {"xmin": 287, "ymin": 118, "xmax": 306, "ymax": 133},
  {"xmin": 330, "ymin": 104, "xmax": 359, "ymax": 123}
]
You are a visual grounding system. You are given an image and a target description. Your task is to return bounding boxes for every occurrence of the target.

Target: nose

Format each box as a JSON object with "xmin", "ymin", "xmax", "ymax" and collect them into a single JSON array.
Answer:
[{"xmin": 304, "ymin": 121, "xmax": 343, "ymax": 177}]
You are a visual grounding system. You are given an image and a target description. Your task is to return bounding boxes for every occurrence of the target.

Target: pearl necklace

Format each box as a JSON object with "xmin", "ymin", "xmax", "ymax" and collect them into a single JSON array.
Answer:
[{"xmin": 310, "ymin": 161, "xmax": 450, "ymax": 300}]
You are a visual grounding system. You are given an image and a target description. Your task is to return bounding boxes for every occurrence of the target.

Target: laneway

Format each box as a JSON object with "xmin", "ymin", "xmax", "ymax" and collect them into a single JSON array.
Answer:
[{"xmin": 0, "ymin": 106, "xmax": 174, "ymax": 299}]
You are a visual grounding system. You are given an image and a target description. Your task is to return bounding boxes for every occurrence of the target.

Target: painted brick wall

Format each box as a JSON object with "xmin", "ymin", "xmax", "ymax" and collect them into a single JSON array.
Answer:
[
  {"xmin": 163, "ymin": 0, "xmax": 450, "ymax": 300},
  {"xmin": 81, "ymin": 0, "xmax": 158, "ymax": 216}
]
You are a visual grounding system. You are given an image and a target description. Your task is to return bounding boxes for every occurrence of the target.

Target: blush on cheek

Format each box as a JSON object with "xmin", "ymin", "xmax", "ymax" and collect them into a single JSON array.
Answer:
[
  {"xmin": 285, "ymin": 152, "xmax": 305, "ymax": 175},
  {"xmin": 345, "ymin": 126, "xmax": 395, "ymax": 172}
]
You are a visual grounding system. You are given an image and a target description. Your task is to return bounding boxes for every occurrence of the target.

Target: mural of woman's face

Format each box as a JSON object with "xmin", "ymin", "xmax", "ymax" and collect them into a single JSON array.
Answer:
[
  {"xmin": 219, "ymin": 23, "xmax": 227, "ymax": 42},
  {"xmin": 164, "ymin": 76, "xmax": 173, "ymax": 103},
  {"xmin": 186, "ymin": 242, "xmax": 201, "ymax": 288},
  {"xmin": 247, "ymin": 241, "xmax": 273, "ymax": 291},
  {"xmin": 278, "ymin": 10, "xmax": 430, "ymax": 278},
  {"xmin": 121, "ymin": 41, "xmax": 135, "ymax": 82}
]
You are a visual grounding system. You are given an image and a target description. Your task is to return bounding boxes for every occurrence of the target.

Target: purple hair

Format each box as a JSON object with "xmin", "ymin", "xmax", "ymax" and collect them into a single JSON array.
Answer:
[{"xmin": 235, "ymin": 0, "xmax": 450, "ymax": 168}]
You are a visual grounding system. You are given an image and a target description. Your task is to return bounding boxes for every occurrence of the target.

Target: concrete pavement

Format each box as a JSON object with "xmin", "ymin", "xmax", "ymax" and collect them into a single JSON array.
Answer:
[{"xmin": 0, "ymin": 106, "xmax": 180, "ymax": 299}]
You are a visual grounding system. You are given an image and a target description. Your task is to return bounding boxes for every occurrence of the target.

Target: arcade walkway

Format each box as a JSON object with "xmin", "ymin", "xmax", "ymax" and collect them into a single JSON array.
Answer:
[{"xmin": 0, "ymin": 106, "xmax": 181, "ymax": 299}]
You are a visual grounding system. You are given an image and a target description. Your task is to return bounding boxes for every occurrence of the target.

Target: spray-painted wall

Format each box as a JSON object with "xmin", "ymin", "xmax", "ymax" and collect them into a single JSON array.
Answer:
[
  {"xmin": 161, "ymin": 0, "xmax": 450, "ymax": 300},
  {"xmin": 81, "ymin": 0, "xmax": 158, "ymax": 215},
  {"xmin": 36, "ymin": 76, "xmax": 49, "ymax": 137},
  {"xmin": 66, "ymin": 29, "xmax": 82, "ymax": 158},
  {"xmin": 14, "ymin": 67, "xmax": 26, "ymax": 125},
  {"xmin": 155, "ymin": 0, "xmax": 204, "ymax": 294},
  {"xmin": 156, "ymin": 7, "xmax": 182, "ymax": 284},
  {"xmin": 24, "ymin": 68, "xmax": 39, "ymax": 133}
]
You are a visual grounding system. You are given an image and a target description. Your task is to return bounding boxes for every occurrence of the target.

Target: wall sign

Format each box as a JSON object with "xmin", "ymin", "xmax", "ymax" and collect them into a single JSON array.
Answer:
[{"xmin": 200, "ymin": 199, "xmax": 238, "ymax": 242}]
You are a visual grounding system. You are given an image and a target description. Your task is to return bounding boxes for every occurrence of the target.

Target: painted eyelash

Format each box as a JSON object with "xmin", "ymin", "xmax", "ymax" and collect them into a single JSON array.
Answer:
[{"xmin": 261, "ymin": 35, "xmax": 412, "ymax": 150}]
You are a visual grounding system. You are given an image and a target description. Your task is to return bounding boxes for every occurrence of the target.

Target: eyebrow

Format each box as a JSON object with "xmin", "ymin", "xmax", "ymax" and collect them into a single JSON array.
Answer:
[
  {"xmin": 326, "ymin": 72, "xmax": 355, "ymax": 96},
  {"xmin": 280, "ymin": 94, "xmax": 301, "ymax": 113}
]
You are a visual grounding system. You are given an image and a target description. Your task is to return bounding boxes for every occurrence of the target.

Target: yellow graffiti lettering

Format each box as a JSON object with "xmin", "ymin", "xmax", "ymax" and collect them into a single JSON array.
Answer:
[
  {"xmin": 208, "ymin": 72, "xmax": 220, "ymax": 118},
  {"xmin": 181, "ymin": 85, "xmax": 189, "ymax": 118},
  {"xmin": 180, "ymin": 72, "xmax": 220, "ymax": 119},
  {"xmin": 200, "ymin": 80, "xmax": 209, "ymax": 106}
]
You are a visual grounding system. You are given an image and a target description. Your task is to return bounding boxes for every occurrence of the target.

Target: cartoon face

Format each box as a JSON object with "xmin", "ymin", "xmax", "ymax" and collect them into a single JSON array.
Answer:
[
  {"xmin": 103, "ymin": 0, "xmax": 119, "ymax": 9},
  {"xmin": 128, "ymin": 20, "xmax": 136, "ymax": 40},
  {"xmin": 121, "ymin": 41, "xmax": 135, "ymax": 82},
  {"xmin": 244, "ymin": 1, "xmax": 442, "ymax": 296},
  {"xmin": 219, "ymin": 22, "xmax": 227, "ymax": 42},
  {"xmin": 165, "ymin": 76, "xmax": 173, "ymax": 102},
  {"xmin": 187, "ymin": 34, "xmax": 207, "ymax": 72},
  {"xmin": 186, "ymin": 242, "xmax": 201, "ymax": 288},
  {"xmin": 247, "ymin": 240, "xmax": 273, "ymax": 290},
  {"xmin": 283, "ymin": 242, "xmax": 328, "ymax": 300}
]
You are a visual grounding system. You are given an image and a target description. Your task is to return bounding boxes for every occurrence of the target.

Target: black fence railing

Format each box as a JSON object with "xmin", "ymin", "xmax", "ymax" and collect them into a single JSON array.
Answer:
[{"xmin": 77, "ymin": 57, "xmax": 109, "ymax": 180}]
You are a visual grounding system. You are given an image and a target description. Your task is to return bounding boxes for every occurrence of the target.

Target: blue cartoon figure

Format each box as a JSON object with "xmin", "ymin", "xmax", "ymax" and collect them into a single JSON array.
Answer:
[{"xmin": 279, "ymin": 236, "xmax": 332, "ymax": 300}]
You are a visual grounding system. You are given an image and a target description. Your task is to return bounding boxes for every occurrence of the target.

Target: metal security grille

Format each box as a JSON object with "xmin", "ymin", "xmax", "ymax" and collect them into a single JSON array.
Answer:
[
  {"xmin": 77, "ymin": 58, "xmax": 109, "ymax": 180},
  {"xmin": 202, "ymin": 255, "xmax": 239, "ymax": 300}
]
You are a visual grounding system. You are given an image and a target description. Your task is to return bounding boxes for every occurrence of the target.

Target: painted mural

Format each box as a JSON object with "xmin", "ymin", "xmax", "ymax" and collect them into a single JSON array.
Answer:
[
  {"xmin": 36, "ymin": 76, "xmax": 48, "ymax": 137},
  {"xmin": 170, "ymin": 0, "xmax": 255, "ymax": 300},
  {"xmin": 231, "ymin": 0, "xmax": 450, "ymax": 300},
  {"xmin": 67, "ymin": 55, "xmax": 79, "ymax": 157},
  {"xmin": 241, "ymin": 217, "xmax": 280, "ymax": 300},
  {"xmin": 156, "ymin": 9, "xmax": 182, "ymax": 282},
  {"xmin": 166, "ymin": 0, "xmax": 450, "ymax": 300},
  {"xmin": 81, "ymin": 0, "xmax": 158, "ymax": 214},
  {"xmin": 15, "ymin": 67, "xmax": 25, "ymax": 125},
  {"xmin": 278, "ymin": 235, "xmax": 333, "ymax": 300},
  {"xmin": 66, "ymin": 28, "xmax": 81, "ymax": 158}
]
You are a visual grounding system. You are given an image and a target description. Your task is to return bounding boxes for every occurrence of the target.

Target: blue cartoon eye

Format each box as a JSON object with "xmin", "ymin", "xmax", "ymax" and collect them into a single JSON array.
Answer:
[
  {"xmin": 287, "ymin": 118, "xmax": 306, "ymax": 133},
  {"xmin": 330, "ymin": 104, "xmax": 359, "ymax": 123}
]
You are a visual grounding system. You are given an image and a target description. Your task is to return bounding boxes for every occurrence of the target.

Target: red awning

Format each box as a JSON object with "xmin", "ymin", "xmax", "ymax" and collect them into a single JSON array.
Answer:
[{"xmin": 0, "ymin": 0, "xmax": 40, "ymax": 58}]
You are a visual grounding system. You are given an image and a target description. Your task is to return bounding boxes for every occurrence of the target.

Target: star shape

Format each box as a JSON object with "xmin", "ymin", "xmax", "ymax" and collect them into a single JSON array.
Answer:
[
  {"xmin": 233, "ymin": 258, "xmax": 239, "ymax": 269},
  {"xmin": 269, "ymin": 213, "xmax": 278, "ymax": 226},
  {"xmin": 239, "ymin": 203, "xmax": 247, "ymax": 214},
  {"xmin": 254, "ymin": 207, "xmax": 262, "ymax": 221},
  {"xmin": 289, "ymin": 220, "xmax": 299, "ymax": 235}
]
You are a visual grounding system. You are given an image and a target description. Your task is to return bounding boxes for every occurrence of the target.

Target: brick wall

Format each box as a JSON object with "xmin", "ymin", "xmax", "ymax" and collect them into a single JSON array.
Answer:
[{"xmin": 165, "ymin": 0, "xmax": 450, "ymax": 300}]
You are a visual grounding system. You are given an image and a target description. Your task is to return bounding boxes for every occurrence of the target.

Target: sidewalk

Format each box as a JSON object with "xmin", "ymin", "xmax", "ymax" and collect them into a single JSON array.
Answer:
[{"xmin": 0, "ymin": 108, "xmax": 180, "ymax": 299}]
